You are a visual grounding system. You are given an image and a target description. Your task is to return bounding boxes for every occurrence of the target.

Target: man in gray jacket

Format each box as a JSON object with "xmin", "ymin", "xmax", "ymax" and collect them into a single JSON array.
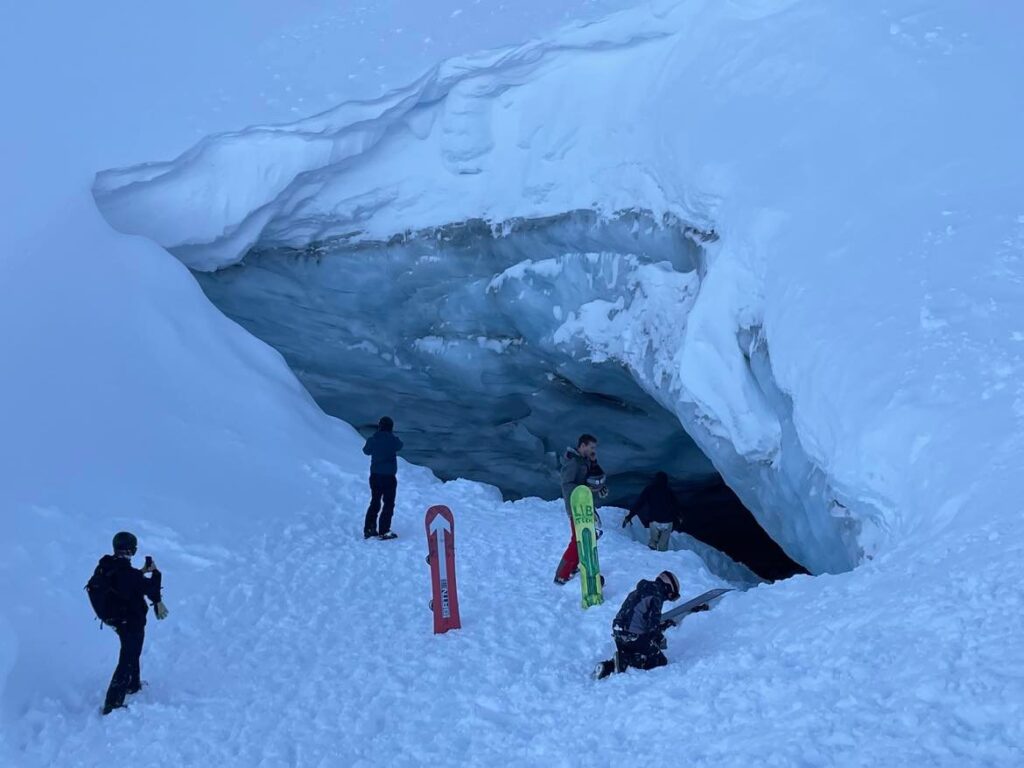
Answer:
[{"xmin": 554, "ymin": 433, "xmax": 609, "ymax": 584}]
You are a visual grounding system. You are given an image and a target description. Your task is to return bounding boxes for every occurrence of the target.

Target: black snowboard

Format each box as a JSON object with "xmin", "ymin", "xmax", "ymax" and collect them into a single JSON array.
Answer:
[{"xmin": 661, "ymin": 587, "xmax": 732, "ymax": 625}]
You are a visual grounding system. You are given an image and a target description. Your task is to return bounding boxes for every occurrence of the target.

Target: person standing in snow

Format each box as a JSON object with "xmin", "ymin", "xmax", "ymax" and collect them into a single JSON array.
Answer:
[
  {"xmin": 86, "ymin": 531, "xmax": 168, "ymax": 715},
  {"xmin": 554, "ymin": 433, "xmax": 609, "ymax": 585},
  {"xmin": 362, "ymin": 416, "xmax": 403, "ymax": 540},
  {"xmin": 622, "ymin": 471, "xmax": 681, "ymax": 551},
  {"xmin": 593, "ymin": 570, "xmax": 690, "ymax": 679}
]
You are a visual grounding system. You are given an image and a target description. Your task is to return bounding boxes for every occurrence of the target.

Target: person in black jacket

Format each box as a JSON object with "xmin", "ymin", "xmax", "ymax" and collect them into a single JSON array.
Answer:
[
  {"xmin": 362, "ymin": 416, "xmax": 404, "ymax": 539},
  {"xmin": 593, "ymin": 571, "xmax": 681, "ymax": 679},
  {"xmin": 92, "ymin": 531, "xmax": 167, "ymax": 714},
  {"xmin": 622, "ymin": 471, "xmax": 680, "ymax": 551}
]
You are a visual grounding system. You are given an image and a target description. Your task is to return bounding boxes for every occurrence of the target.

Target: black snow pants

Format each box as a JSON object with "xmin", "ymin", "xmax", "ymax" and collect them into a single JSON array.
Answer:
[
  {"xmin": 364, "ymin": 473, "xmax": 398, "ymax": 535},
  {"xmin": 614, "ymin": 631, "xmax": 668, "ymax": 671},
  {"xmin": 105, "ymin": 625, "xmax": 145, "ymax": 711}
]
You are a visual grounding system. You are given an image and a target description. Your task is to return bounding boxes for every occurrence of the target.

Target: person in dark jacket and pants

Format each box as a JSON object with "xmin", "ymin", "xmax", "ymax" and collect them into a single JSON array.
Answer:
[
  {"xmin": 362, "ymin": 416, "xmax": 403, "ymax": 539},
  {"xmin": 623, "ymin": 471, "xmax": 681, "ymax": 551},
  {"xmin": 594, "ymin": 571, "xmax": 681, "ymax": 679},
  {"xmin": 95, "ymin": 531, "xmax": 167, "ymax": 714}
]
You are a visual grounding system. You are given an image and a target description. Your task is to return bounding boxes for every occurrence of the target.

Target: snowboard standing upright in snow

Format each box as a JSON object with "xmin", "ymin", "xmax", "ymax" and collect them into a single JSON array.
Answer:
[
  {"xmin": 425, "ymin": 505, "xmax": 461, "ymax": 634},
  {"xmin": 554, "ymin": 433, "xmax": 609, "ymax": 585},
  {"xmin": 571, "ymin": 485, "xmax": 603, "ymax": 608}
]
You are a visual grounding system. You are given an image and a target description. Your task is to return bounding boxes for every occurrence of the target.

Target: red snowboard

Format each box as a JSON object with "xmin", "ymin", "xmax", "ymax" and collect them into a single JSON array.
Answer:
[{"xmin": 425, "ymin": 505, "xmax": 461, "ymax": 634}]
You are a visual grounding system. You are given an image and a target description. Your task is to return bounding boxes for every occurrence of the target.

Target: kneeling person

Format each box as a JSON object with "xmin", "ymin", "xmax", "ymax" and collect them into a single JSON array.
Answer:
[{"xmin": 594, "ymin": 571, "xmax": 680, "ymax": 679}]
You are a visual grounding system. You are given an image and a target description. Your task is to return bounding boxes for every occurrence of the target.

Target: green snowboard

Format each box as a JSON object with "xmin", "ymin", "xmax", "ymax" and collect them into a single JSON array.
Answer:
[{"xmin": 570, "ymin": 485, "xmax": 603, "ymax": 609}]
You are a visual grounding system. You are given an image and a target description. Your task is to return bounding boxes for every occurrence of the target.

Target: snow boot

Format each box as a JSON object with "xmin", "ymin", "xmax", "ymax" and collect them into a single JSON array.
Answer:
[
  {"xmin": 554, "ymin": 575, "xmax": 570, "ymax": 585},
  {"xmin": 594, "ymin": 652, "xmax": 623, "ymax": 680},
  {"xmin": 101, "ymin": 703, "xmax": 127, "ymax": 716},
  {"xmin": 378, "ymin": 531, "xmax": 398, "ymax": 540},
  {"xmin": 363, "ymin": 528, "xmax": 378, "ymax": 540}
]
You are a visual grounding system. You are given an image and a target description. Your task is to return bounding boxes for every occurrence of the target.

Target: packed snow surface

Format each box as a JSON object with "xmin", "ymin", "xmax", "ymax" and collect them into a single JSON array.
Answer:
[{"xmin": 3, "ymin": 0, "xmax": 1024, "ymax": 766}]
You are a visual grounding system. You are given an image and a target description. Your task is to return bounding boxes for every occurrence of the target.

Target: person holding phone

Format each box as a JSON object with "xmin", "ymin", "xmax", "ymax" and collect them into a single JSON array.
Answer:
[
  {"xmin": 554, "ymin": 433, "xmax": 609, "ymax": 585},
  {"xmin": 86, "ymin": 531, "xmax": 169, "ymax": 714}
]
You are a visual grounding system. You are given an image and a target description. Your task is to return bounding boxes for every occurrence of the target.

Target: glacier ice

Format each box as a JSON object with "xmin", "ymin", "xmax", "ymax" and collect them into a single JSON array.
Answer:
[
  {"xmin": 193, "ymin": 208, "xmax": 853, "ymax": 574},
  {"xmin": 91, "ymin": 0, "xmax": 1024, "ymax": 575},
  {"xmin": 197, "ymin": 211, "xmax": 719, "ymax": 506},
  {"xmin": 89, "ymin": 3, "xmax": 878, "ymax": 575}
]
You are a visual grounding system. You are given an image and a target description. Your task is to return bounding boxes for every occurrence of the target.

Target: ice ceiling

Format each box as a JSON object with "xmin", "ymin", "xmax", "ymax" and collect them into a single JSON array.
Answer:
[{"xmin": 197, "ymin": 211, "xmax": 717, "ymax": 507}]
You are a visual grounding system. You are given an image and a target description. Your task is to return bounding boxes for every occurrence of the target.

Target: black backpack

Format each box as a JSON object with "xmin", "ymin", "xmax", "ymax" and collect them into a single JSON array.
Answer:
[{"xmin": 86, "ymin": 558, "xmax": 128, "ymax": 627}]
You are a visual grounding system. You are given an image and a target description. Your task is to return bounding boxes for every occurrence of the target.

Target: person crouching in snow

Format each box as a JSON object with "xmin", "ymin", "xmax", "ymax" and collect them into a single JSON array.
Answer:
[
  {"xmin": 554, "ymin": 433, "xmax": 609, "ymax": 585},
  {"xmin": 593, "ymin": 571, "xmax": 682, "ymax": 679}
]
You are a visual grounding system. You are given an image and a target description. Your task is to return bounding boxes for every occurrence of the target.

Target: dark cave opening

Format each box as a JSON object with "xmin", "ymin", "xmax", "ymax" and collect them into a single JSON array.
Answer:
[
  {"xmin": 197, "ymin": 209, "xmax": 808, "ymax": 584},
  {"xmin": 671, "ymin": 477, "xmax": 808, "ymax": 582}
]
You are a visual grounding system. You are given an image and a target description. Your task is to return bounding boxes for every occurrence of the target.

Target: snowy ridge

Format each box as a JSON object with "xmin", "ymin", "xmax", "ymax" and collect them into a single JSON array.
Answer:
[{"xmin": 92, "ymin": 9, "xmax": 678, "ymax": 271}]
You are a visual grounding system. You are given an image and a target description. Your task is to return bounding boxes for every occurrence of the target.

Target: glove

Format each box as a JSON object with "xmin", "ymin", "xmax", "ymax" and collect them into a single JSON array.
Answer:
[
  {"xmin": 597, "ymin": 486, "xmax": 609, "ymax": 499},
  {"xmin": 153, "ymin": 602, "xmax": 169, "ymax": 621},
  {"xmin": 692, "ymin": 603, "xmax": 710, "ymax": 613},
  {"xmin": 659, "ymin": 619, "xmax": 676, "ymax": 631},
  {"xmin": 622, "ymin": 514, "xmax": 634, "ymax": 528}
]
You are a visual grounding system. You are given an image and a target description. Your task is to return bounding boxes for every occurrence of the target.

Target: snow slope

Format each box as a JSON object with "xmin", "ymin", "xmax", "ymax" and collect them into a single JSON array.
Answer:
[
  {"xmin": 9, "ymin": 466, "xmax": 1023, "ymax": 767},
  {"xmin": 12, "ymin": 474, "xmax": 742, "ymax": 766},
  {"xmin": 2, "ymin": 0, "xmax": 1024, "ymax": 766}
]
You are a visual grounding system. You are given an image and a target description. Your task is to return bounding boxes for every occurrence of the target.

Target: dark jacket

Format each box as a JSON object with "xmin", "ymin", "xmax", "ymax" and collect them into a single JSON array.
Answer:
[
  {"xmin": 363, "ymin": 430, "xmax": 403, "ymax": 476},
  {"xmin": 612, "ymin": 578, "xmax": 672, "ymax": 638},
  {"xmin": 560, "ymin": 448, "xmax": 608, "ymax": 513},
  {"xmin": 99, "ymin": 555, "xmax": 162, "ymax": 629},
  {"xmin": 630, "ymin": 472, "xmax": 680, "ymax": 526}
]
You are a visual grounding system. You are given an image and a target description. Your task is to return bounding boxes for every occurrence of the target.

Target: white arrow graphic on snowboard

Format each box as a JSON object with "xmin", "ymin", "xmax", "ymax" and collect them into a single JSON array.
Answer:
[{"xmin": 429, "ymin": 514, "xmax": 452, "ymax": 618}]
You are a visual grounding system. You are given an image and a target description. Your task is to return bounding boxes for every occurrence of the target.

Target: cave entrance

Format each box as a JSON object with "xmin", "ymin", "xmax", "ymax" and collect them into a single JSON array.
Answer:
[
  {"xmin": 671, "ymin": 478, "xmax": 807, "ymax": 581},
  {"xmin": 196, "ymin": 209, "xmax": 807, "ymax": 582}
]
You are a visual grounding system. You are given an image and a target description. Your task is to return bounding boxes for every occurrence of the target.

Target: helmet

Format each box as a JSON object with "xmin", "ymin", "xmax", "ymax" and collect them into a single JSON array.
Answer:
[
  {"xmin": 378, "ymin": 416, "xmax": 394, "ymax": 432},
  {"xmin": 657, "ymin": 570, "xmax": 680, "ymax": 601},
  {"xmin": 112, "ymin": 531, "xmax": 138, "ymax": 556}
]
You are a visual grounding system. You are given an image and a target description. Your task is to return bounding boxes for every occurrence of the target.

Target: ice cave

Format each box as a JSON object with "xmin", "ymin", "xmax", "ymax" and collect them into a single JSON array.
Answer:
[
  {"xmin": 192, "ymin": 210, "xmax": 804, "ymax": 581},
  {"xmin": 90, "ymin": 15, "xmax": 888, "ymax": 581},
  {"xmin": 89, "ymin": 10, "xmax": 884, "ymax": 577},
  {"xmin": 88, "ymin": 0, "xmax": 996, "ymax": 582}
]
